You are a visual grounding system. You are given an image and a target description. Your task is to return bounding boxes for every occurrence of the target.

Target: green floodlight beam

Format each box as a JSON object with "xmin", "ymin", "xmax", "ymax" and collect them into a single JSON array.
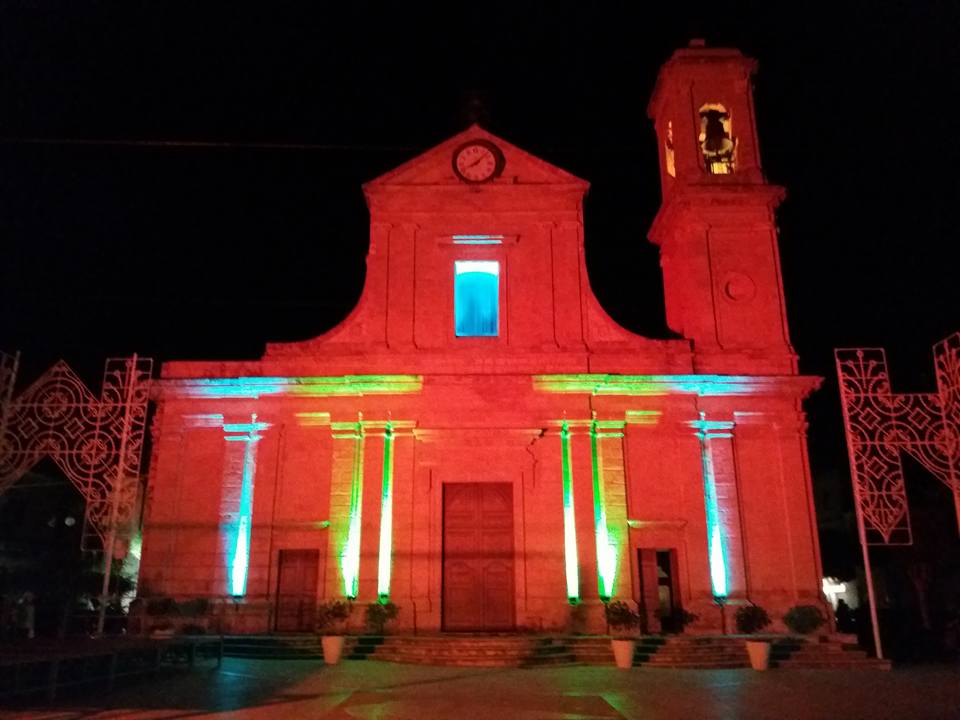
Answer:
[
  {"xmin": 341, "ymin": 418, "xmax": 365, "ymax": 598},
  {"xmin": 377, "ymin": 423, "xmax": 396, "ymax": 601},
  {"xmin": 590, "ymin": 420, "xmax": 617, "ymax": 600},
  {"xmin": 560, "ymin": 421, "xmax": 580, "ymax": 603}
]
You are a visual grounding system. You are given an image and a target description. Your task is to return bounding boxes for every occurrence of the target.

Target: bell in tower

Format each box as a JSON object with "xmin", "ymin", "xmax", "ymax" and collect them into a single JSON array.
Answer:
[{"xmin": 698, "ymin": 104, "xmax": 735, "ymax": 174}]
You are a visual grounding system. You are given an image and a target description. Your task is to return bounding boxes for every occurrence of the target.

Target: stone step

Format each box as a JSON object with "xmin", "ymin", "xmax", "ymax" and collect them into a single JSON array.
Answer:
[
  {"xmin": 380, "ymin": 642, "xmax": 563, "ymax": 648},
  {"xmin": 648, "ymin": 653, "xmax": 747, "ymax": 661},
  {"xmin": 374, "ymin": 649, "xmax": 521, "ymax": 656},
  {"xmin": 775, "ymin": 659, "xmax": 891, "ymax": 670},
  {"xmin": 374, "ymin": 657, "xmax": 524, "ymax": 668},
  {"xmin": 374, "ymin": 648, "xmax": 540, "ymax": 655},
  {"xmin": 646, "ymin": 655, "xmax": 745, "ymax": 663},
  {"xmin": 221, "ymin": 634, "xmax": 885, "ymax": 670},
  {"xmin": 648, "ymin": 661, "xmax": 748, "ymax": 669},
  {"xmin": 384, "ymin": 652, "xmax": 575, "ymax": 660},
  {"xmin": 223, "ymin": 645, "xmax": 322, "ymax": 656},
  {"xmin": 657, "ymin": 643, "xmax": 743, "ymax": 649},
  {"xmin": 651, "ymin": 652, "xmax": 747, "ymax": 660},
  {"xmin": 226, "ymin": 648, "xmax": 323, "ymax": 658},
  {"xmin": 777, "ymin": 650, "xmax": 869, "ymax": 660},
  {"xmin": 372, "ymin": 651, "xmax": 578, "ymax": 668}
]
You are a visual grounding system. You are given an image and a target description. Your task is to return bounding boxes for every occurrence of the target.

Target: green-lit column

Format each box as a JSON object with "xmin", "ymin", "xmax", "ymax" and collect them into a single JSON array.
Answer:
[
  {"xmin": 341, "ymin": 418, "xmax": 365, "ymax": 599},
  {"xmin": 560, "ymin": 421, "xmax": 580, "ymax": 603},
  {"xmin": 377, "ymin": 422, "xmax": 396, "ymax": 601},
  {"xmin": 590, "ymin": 419, "xmax": 617, "ymax": 600}
]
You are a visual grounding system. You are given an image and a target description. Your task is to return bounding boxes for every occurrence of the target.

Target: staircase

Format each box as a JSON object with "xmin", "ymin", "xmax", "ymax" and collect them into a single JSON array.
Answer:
[
  {"xmin": 362, "ymin": 635, "xmax": 576, "ymax": 667},
  {"xmin": 566, "ymin": 635, "xmax": 666, "ymax": 666},
  {"xmin": 222, "ymin": 634, "xmax": 324, "ymax": 659},
  {"xmin": 641, "ymin": 635, "xmax": 750, "ymax": 668},
  {"xmin": 638, "ymin": 634, "xmax": 890, "ymax": 670},
  {"xmin": 220, "ymin": 633, "xmax": 888, "ymax": 669},
  {"xmin": 770, "ymin": 635, "xmax": 891, "ymax": 670}
]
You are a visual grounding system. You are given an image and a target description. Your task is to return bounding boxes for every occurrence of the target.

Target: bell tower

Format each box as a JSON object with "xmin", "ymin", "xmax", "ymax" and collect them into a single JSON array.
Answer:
[{"xmin": 648, "ymin": 42, "xmax": 796, "ymax": 374}]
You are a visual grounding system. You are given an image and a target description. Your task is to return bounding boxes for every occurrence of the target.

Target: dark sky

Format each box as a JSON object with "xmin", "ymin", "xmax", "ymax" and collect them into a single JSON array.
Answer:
[{"xmin": 2, "ymin": 2, "xmax": 958, "ymax": 502}]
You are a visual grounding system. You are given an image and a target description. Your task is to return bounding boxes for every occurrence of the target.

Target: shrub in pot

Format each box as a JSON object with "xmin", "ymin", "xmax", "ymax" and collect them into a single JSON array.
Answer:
[
  {"xmin": 735, "ymin": 604, "xmax": 771, "ymax": 634},
  {"xmin": 316, "ymin": 600, "xmax": 353, "ymax": 665},
  {"xmin": 735, "ymin": 604, "xmax": 772, "ymax": 671},
  {"xmin": 365, "ymin": 601, "xmax": 400, "ymax": 635},
  {"xmin": 604, "ymin": 600, "xmax": 641, "ymax": 670},
  {"xmin": 660, "ymin": 607, "xmax": 698, "ymax": 634},
  {"xmin": 783, "ymin": 605, "xmax": 826, "ymax": 635}
]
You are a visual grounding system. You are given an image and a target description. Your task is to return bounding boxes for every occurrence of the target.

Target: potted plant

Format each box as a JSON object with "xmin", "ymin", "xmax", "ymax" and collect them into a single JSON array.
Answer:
[
  {"xmin": 735, "ymin": 604, "xmax": 772, "ymax": 670},
  {"xmin": 660, "ymin": 606, "xmax": 699, "ymax": 634},
  {"xmin": 604, "ymin": 600, "xmax": 641, "ymax": 670},
  {"xmin": 365, "ymin": 601, "xmax": 400, "ymax": 635},
  {"xmin": 316, "ymin": 599, "xmax": 353, "ymax": 665},
  {"xmin": 783, "ymin": 605, "xmax": 826, "ymax": 636}
]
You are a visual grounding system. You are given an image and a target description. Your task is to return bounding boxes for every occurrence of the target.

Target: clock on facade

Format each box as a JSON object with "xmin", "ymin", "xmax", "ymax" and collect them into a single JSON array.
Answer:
[{"xmin": 452, "ymin": 140, "xmax": 505, "ymax": 184}]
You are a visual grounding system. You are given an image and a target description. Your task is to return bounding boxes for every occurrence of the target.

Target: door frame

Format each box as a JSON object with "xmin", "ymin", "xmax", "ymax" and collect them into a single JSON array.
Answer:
[{"xmin": 274, "ymin": 548, "xmax": 320, "ymax": 632}]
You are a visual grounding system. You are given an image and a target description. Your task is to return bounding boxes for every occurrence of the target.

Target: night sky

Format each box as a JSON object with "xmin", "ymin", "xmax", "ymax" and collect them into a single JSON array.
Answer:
[{"xmin": 2, "ymin": 3, "xmax": 959, "ymax": 566}]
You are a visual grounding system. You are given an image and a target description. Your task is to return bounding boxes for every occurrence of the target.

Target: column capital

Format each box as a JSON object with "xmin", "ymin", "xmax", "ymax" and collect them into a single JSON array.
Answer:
[{"xmin": 689, "ymin": 418, "xmax": 734, "ymax": 440}]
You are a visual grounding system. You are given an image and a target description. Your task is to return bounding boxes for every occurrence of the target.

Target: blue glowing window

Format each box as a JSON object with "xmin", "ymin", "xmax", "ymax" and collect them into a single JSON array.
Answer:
[{"xmin": 454, "ymin": 260, "xmax": 499, "ymax": 337}]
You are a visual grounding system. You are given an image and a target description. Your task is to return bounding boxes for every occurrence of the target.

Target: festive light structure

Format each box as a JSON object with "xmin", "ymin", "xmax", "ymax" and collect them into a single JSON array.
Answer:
[{"xmin": 137, "ymin": 44, "xmax": 825, "ymax": 633}]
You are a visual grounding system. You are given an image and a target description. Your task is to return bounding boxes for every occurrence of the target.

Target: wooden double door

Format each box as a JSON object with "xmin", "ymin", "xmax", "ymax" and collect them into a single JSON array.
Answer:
[{"xmin": 442, "ymin": 483, "xmax": 515, "ymax": 631}]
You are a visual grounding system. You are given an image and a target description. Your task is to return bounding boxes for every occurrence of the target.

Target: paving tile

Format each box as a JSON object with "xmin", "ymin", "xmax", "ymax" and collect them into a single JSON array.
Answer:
[{"xmin": 2, "ymin": 658, "xmax": 958, "ymax": 720}]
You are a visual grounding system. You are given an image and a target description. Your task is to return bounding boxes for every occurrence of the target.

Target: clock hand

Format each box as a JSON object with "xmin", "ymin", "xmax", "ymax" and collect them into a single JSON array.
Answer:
[{"xmin": 466, "ymin": 155, "xmax": 487, "ymax": 168}]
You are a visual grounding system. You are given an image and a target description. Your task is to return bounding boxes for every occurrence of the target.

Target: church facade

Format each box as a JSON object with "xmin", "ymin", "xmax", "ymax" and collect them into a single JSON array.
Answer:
[{"xmin": 139, "ymin": 45, "xmax": 825, "ymax": 635}]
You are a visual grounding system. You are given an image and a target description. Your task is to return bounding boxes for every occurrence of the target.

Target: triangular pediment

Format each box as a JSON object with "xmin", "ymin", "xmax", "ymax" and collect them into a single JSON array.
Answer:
[{"xmin": 363, "ymin": 125, "xmax": 588, "ymax": 191}]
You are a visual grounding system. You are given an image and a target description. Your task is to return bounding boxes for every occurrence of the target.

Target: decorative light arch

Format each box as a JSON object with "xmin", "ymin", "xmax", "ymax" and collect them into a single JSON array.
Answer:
[
  {"xmin": 0, "ymin": 352, "xmax": 153, "ymax": 553},
  {"xmin": 835, "ymin": 331, "xmax": 960, "ymax": 661}
]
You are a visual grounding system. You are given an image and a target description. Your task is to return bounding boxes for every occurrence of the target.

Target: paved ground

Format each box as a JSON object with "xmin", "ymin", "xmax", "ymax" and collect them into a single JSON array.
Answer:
[{"xmin": 3, "ymin": 657, "xmax": 959, "ymax": 720}]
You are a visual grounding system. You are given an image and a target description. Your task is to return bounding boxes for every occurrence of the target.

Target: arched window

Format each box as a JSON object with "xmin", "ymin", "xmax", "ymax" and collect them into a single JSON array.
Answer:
[
  {"xmin": 454, "ymin": 260, "xmax": 499, "ymax": 337},
  {"xmin": 664, "ymin": 121, "xmax": 676, "ymax": 177},
  {"xmin": 698, "ymin": 104, "xmax": 735, "ymax": 175}
]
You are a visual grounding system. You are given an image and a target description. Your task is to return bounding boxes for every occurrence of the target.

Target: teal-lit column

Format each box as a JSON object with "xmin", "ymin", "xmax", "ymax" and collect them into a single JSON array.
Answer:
[
  {"xmin": 222, "ymin": 414, "xmax": 268, "ymax": 597},
  {"xmin": 377, "ymin": 422, "xmax": 396, "ymax": 601},
  {"xmin": 560, "ymin": 421, "xmax": 580, "ymax": 603},
  {"xmin": 694, "ymin": 416, "xmax": 733, "ymax": 598}
]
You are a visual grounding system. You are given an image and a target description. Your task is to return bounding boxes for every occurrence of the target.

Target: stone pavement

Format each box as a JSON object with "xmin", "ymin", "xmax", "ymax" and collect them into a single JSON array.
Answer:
[{"xmin": 3, "ymin": 657, "xmax": 958, "ymax": 720}]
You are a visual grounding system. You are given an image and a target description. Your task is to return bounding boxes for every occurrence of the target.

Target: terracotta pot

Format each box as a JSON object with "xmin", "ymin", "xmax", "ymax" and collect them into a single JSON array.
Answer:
[
  {"xmin": 745, "ymin": 640, "xmax": 771, "ymax": 671},
  {"xmin": 611, "ymin": 639, "xmax": 637, "ymax": 670},
  {"xmin": 322, "ymin": 635, "xmax": 346, "ymax": 665}
]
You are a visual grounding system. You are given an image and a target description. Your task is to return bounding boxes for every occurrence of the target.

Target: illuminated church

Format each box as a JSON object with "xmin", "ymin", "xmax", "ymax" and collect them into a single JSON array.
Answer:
[{"xmin": 139, "ymin": 44, "xmax": 825, "ymax": 634}]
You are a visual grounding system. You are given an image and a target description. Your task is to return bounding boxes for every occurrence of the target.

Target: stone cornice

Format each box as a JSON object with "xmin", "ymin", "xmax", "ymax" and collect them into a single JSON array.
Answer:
[
  {"xmin": 649, "ymin": 184, "xmax": 785, "ymax": 246},
  {"xmin": 161, "ymin": 374, "xmax": 423, "ymax": 400},
  {"xmin": 533, "ymin": 373, "xmax": 821, "ymax": 399}
]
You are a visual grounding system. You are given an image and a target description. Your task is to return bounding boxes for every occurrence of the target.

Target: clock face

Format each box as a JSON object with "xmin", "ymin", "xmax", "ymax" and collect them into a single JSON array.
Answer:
[{"xmin": 452, "ymin": 140, "xmax": 505, "ymax": 184}]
